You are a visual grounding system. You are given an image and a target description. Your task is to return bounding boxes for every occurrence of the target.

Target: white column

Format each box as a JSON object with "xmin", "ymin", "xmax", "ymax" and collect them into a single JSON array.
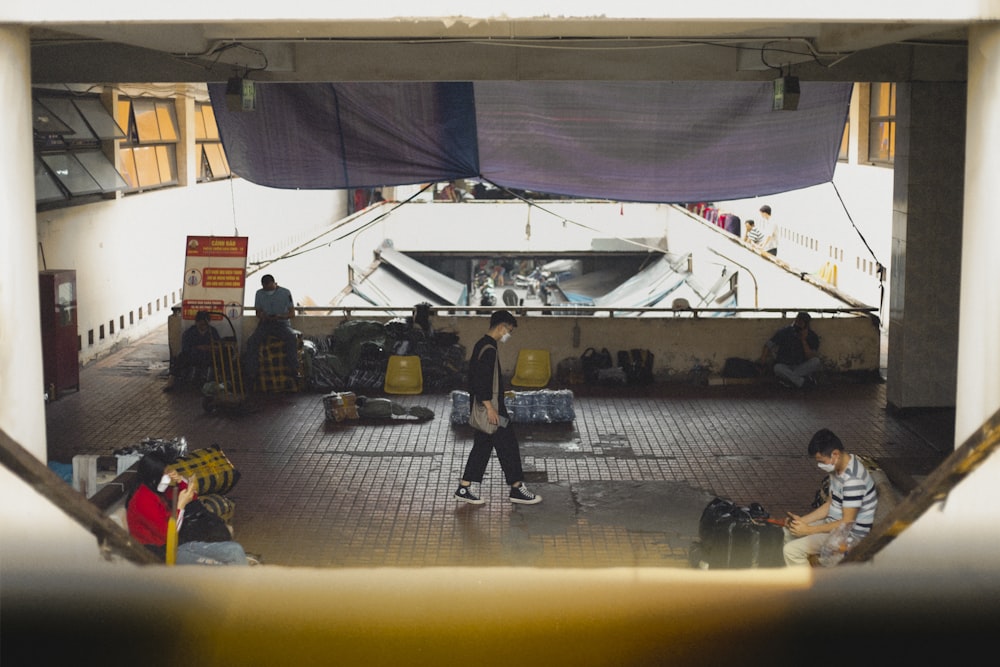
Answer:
[
  {"xmin": 878, "ymin": 24, "xmax": 1000, "ymax": 570},
  {"xmin": 0, "ymin": 26, "xmax": 107, "ymax": 571},
  {"xmin": 956, "ymin": 24, "xmax": 1000, "ymax": 441},
  {"xmin": 0, "ymin": 27, "xmax": 46, "ymax": 459}
]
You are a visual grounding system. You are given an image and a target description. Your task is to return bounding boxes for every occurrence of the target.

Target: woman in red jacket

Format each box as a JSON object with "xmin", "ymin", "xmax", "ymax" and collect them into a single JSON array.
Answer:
[{"xmin": 127, "ymin": 453, "xmax": 249, "ymax": 565}]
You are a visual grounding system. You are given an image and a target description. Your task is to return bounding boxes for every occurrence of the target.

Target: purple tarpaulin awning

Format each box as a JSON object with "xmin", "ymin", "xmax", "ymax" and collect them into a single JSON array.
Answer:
[{"xmin": 210, "ymin": 80, "xmax": 851, "ymax": 202}]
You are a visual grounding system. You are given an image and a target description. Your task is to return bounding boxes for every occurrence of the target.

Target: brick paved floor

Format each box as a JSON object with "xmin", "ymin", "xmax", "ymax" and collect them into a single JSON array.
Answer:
[{"xmin": 44, "ymin": 325, "xmax": 952, "ymax": 568}]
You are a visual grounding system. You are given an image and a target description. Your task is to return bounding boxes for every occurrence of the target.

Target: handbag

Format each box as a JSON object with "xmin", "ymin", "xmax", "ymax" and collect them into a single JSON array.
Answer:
[
  {"xmin": 179, "ymin": 499, "xmax": 233, "ymax": 544},
  {"xmin": 468, "ymin": 344, "xmax": 500, "ymax": 434}
]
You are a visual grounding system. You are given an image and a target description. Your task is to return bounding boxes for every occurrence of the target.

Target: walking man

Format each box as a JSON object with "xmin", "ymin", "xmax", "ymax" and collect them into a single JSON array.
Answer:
[{"xmin": 455, "ymin": 310, "xmax": 542, "ymax": 505}]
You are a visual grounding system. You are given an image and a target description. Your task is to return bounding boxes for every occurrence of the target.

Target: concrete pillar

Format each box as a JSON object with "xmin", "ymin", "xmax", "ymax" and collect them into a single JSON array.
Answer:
[
  {"xmin": 886, "ymin": 81, "xmax": 966, "ymax": 410},
  {"xmin": 955, "ymin": 25, "xmax": 1000, "ymax": 442},
  {"xmin": 0, "ymin": 26, "xmax": 46, "ymax": 460},
  {"xmin": 0, "ymin": 26, "xmax": 106, "ymax": 570},
  {"xmin": 878, "ymin": 25, "xmax": 1000, "ymax": 569}
]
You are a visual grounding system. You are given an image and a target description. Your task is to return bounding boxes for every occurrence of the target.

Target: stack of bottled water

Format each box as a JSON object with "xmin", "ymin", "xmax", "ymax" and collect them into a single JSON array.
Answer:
[
  {"xmin": 450, "ymin": 390, "xmax": 471, "ymax": 425},
  {"xmin": 506, "ymin": 390, "xmax": 576, "ymax": 423},
  {"xmin": 449, "ymin": 389, "xmax": 575, "ymax": 425}
]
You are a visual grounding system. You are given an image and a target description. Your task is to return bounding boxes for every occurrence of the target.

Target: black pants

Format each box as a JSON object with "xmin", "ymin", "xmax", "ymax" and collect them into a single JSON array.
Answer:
[
  {"xmin": 462, "ymin": 425, "xmax": 524, "ymax": 485},
  {"xmin": 170, "ymin": 349, "xmax": 212, "ymax": 380}
]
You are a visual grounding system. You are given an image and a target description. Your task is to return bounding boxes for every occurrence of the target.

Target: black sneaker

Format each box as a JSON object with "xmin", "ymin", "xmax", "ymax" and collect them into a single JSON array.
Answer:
[
  {"xmin": 455, "ymin": 484, "xmax": 485, "ymax": 505},
  {"xmin": 510, "ymin": 483, "xmax": 542, "ymax": 505}
]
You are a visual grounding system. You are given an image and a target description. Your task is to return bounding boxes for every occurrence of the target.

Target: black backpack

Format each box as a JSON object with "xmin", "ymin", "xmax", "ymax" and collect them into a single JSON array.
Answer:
[
  {"xmin": 722, "ymin": 357, "xmax": 760, "ymax": 378},
  {"xmin": 581, "ymin": 347, "xmax": 613, "ymax": 383},
  {"xmin": 625, "ymin": 349, "xmax": 654, "ymax": 384}
]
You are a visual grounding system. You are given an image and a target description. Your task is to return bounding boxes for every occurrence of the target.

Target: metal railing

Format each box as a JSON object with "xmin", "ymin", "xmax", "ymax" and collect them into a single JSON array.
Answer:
[{"xmin": 269, "ymin": 305, "xmax": 879, "ymax": 319}]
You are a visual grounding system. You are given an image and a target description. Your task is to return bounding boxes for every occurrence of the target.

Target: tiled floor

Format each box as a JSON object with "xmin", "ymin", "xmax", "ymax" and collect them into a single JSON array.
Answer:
[{"xmin": 45, "ymin": 324, "xmax": 953, "ymax": 568}]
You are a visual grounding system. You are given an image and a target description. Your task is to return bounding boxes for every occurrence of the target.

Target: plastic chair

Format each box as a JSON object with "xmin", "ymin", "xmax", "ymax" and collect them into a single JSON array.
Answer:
[
  {"xmin": 383, "ymin": 355, "xmax": 423, "ymax": 394},
  {"xmin": 511, "ymin": 349, "xmax": 551, "ymax": 388}
]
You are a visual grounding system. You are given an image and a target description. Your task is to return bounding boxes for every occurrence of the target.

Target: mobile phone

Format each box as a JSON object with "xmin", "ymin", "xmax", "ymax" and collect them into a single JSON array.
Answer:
[{"xmin": 497, "ymin": 415, "xmax": 510, "ymax": 427}]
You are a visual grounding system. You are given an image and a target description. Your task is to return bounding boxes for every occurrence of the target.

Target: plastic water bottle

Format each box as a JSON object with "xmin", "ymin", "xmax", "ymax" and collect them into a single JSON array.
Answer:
[{"xmin": 818, "ymin": 521, "xmax": 856, "ymax": 567}]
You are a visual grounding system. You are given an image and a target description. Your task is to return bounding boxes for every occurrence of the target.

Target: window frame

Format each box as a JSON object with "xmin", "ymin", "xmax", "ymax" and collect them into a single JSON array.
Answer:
[
  {"xmin": 867, "ymin": 82, "xmax": 896, "ymax": 165},
  {"xmin": 194, "ymin": 102, "xmax": 232, "ymax": 182},
  {"xmin": 117, "ymin": 96, "xmax": 181, "ymax": 192},
  {"xmin": 33, "ymin": 92, "xmax": 129, "ymax": 210},
  {"xmin": 838, "ymin": 118, "xmax": 850, "ymax": 162}
]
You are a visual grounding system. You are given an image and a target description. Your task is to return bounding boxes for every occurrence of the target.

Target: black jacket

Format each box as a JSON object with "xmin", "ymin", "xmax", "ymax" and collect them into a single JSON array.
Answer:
[{"xmin": 468, "ymin": 334, "xmax": 508, "ymax": 416}]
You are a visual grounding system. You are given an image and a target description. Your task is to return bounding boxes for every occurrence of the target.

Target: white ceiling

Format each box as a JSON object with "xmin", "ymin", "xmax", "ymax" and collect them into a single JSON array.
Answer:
[{"xmin": 24, "ymin": 10, "xmax": 970, "ymax": 85}]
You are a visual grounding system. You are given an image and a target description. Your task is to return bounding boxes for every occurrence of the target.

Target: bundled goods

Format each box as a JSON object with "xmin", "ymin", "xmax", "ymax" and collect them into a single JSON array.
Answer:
[{"xmin": 323, "ymin": 391, "xmax": 359, "ymax": 422}]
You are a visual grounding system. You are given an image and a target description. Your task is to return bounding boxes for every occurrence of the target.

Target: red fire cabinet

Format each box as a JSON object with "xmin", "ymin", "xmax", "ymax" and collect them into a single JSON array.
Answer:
[{"xmin": 39, "ymin": 270, "xmax": 80, "ymax": 398}]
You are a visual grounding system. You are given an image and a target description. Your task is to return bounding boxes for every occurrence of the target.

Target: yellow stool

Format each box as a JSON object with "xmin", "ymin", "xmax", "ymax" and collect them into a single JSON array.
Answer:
[
  {"xmin": 384, "ymin": 355, "xmax": 423, "ymax": 394},
  {"xmin": 511, "ymin": 349, "xmax": 551, "ymax": 388}
]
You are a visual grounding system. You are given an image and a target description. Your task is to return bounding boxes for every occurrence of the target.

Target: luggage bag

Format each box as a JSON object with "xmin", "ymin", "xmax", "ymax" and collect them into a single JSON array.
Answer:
[{"xmin": 696, "ymin": 497, "xmax": 785, "ymax": 569}]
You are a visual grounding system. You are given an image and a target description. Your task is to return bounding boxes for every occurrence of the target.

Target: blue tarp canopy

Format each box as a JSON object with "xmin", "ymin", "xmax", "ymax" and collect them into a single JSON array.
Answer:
[{"xmin": 209, "ymin": 80, "xmax": 852, "ymax": 203}]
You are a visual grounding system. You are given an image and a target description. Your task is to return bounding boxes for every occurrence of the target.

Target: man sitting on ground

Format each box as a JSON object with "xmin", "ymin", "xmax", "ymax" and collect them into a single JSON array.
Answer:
[
  {"xmin": 758, "ymin": 311, "xmax": 821, "ymax": 388},
  {"xmin": 164, "ymin": 310, "xmax": 220, "ymax": 391},
  {"xmin": 783, "ymin": 428, "xmax": 878, "ymax": 566}
]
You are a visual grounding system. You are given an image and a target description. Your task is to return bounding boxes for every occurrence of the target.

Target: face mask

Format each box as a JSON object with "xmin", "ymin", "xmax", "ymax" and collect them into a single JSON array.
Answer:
[
  {"xmin": 156, "ymin": 474, "xmax": 172, "ymax": 492},
  {"xmin": 817, "ymin": 462, "xmax": 836, "ymax": 473},
  {"xmin": 500, "ymin": 333, "xmax": 512, "ymax": 344}
]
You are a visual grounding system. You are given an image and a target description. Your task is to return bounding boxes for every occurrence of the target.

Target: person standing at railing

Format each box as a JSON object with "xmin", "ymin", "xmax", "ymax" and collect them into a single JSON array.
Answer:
[
  {"xmin": 744, "ymin": 219, "xmax": 764, "ymax": 247},
  {"xmin": 758, "ymin": 204, "xmax": 778, "ymax": 256}
]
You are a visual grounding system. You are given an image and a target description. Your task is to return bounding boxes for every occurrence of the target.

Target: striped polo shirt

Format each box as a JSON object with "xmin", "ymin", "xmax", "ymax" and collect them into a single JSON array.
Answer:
[{"xmin": 827, "ymin": 454, "xmax": 879, "ymax": 538}]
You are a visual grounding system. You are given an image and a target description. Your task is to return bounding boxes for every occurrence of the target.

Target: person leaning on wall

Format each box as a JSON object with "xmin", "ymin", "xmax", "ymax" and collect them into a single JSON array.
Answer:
[{"xmin": 758, "ymin": 311, "xmax": 822, "ymax": 388}]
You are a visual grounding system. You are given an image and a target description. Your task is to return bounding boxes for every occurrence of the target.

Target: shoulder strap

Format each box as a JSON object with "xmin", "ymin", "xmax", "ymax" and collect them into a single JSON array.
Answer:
[
  {"xmin": 492, "ymin": 347, "xmax": 499, "ymax": 393},
  {"xmin": 473, "ymin": 342, "xmax": 500, "ymax": 406}
]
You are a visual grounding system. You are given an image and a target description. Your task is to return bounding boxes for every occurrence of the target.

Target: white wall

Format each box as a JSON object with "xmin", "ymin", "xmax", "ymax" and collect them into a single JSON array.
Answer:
[
  {"xmin": 714, "ymin": 163, "xmax": 895, "ymax": 317},
  {"xmin": 37, "ymin": 179, "xmax": 346, "ymax": 365}
]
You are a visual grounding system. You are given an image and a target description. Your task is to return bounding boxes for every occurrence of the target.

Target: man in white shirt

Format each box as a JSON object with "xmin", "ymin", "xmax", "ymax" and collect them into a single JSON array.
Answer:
[{"xmin": 758, "ymin": 204, "xmax": 778, "ymax": 256}]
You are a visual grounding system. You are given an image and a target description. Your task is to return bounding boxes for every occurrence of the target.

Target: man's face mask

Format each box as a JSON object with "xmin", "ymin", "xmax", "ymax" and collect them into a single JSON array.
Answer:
[
  {"xmin": 500, "ymin": 332, "xmax": 512, "ymax": 344},
  {"xmin": 816, "ymin": 452, "xmax": 838, "ymax": 473}
]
